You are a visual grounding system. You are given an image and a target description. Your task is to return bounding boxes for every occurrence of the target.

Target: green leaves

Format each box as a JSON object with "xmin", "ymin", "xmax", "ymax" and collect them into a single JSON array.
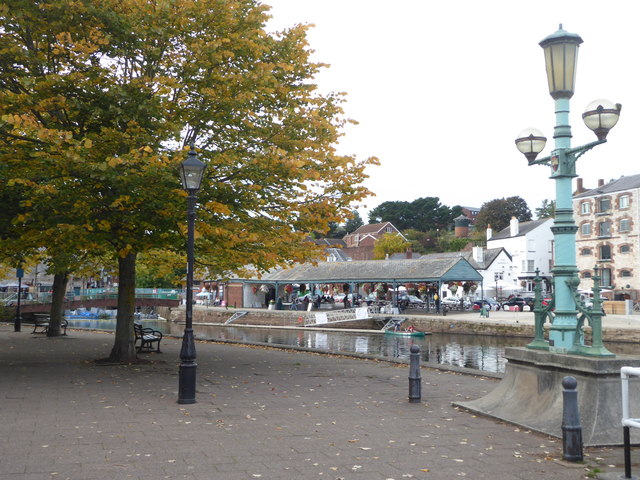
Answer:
[{"xmin": 0, "ymin": 0, "xmax": 376, "ymax": 279}]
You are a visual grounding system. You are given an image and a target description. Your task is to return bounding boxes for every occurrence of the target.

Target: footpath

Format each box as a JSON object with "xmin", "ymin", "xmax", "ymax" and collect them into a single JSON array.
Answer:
[{"xmin": 0, "ymin": 321, "xmax": 636, "ymax": 480}]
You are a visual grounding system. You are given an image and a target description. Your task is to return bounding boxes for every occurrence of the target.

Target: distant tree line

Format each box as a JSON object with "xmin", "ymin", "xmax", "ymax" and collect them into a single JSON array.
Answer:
[
  {"xmin": 328, "ymin": 196, "xmax": 551, "ymax": 256},
  {"xmin": 367, "ymin": 197, "xmax": 463, "ymax": 232}
]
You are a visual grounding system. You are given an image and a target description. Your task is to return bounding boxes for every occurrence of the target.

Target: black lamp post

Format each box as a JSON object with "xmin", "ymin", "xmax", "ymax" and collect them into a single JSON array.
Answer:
[
  {"xmin": 14, "ymin": 267, "xmax": 24, "ymax": 332},
  {"xmin": 178, "ymin": 145, "xmax": 206, "ymax": 404}
]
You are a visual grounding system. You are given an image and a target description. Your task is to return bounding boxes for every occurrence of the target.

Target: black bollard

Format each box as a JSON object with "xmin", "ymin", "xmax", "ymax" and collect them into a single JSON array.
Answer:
[
  {"xmin": 561, "ymin": 376, "xmax": 583, "ymax": 462},
  {"xmin": 408, "ymin": 345, "xmax": 421, "ymax": 403},
  {"xmin": 624, "ymin": 426, "xmax": 634, "ymax": 479}
]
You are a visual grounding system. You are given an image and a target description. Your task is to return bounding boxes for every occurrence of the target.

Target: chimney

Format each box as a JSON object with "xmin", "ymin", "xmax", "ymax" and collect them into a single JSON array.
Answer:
[
  {"xmin": 406, "ymin": 247, "xmax": 413, "ymax": 259},
  {"xmin": 598, "ymin": 179, "xmax": 604, "ymax": 187},
  {"xmin": 576, "ymin": 178, "xmax": 584, "ymax": 193},
  {"xmin": 472, "ymin": 246, "xmax": 484, "ymax": 264},
  {"xmin": 510, "ymin": 217, "xmax": 519, "ymax": 237},
  {"xmin": 486, "ymin": 224, "xmax": 492, "ymax": 240}
]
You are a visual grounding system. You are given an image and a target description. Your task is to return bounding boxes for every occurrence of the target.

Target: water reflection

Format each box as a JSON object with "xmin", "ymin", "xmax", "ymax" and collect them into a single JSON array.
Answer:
[{"xmin": 65, "ymin": 319, "xmax": 640, "ymax": 374}]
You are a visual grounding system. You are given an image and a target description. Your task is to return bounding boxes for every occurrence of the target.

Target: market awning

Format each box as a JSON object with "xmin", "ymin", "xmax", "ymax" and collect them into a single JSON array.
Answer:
[{"xmin": 237, "ymin": 256, "xmax": 483, "ymax": 285}]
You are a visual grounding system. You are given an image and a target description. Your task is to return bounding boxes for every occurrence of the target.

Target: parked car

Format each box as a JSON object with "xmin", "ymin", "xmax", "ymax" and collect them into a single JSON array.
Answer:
[
  {"xmin": 501, "ymin": 297, "xmax": 534, "ymax": 311},
  {"xmin": 583, "ymin": 294, "xmax": 607, "ymax": 309},
  {"xmin": 472, "ymin": 299, "xmax": 501, "ymax": 311},
  {"xmin": 441, "ymin": 297, "xmax": 471, "ymax": 309},
  {"xmin": 332, "ymin": 293, "xmax": 346, "ymax": 303},
  {"xmin": 364, "ymin": 293, "xmax": 387, "ymax": 305},
  {"xmin": 398, "ymin": 294, "xmax": 425, "ymax": 308}
]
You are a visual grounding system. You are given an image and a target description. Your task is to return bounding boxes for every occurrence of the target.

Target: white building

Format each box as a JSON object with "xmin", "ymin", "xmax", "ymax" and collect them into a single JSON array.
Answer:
[
  {"xmin": 486, "ymin": 217, "xmax": 554, "ymax": 294},
  {"xmin": 428, "ymin": 247, "xmax": 514, "ymax": 300}
]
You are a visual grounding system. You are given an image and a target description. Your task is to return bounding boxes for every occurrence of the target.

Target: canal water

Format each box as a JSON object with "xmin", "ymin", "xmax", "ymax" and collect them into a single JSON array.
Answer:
[{"xmin": 65, "ymin": 318, "xmax": 640, "ymax": 374}]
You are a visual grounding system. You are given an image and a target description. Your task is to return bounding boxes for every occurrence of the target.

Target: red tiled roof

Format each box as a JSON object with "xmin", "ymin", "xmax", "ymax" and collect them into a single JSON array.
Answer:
[{"xmin": 349, "ymin": 222, "xmax": 394, "ymax": 236}]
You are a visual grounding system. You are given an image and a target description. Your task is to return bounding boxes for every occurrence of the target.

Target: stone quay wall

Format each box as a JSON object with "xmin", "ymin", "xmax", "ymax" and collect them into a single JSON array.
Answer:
[{"xmin": 160, "ymin": 305, "xmax": 640, "ymax": 343}]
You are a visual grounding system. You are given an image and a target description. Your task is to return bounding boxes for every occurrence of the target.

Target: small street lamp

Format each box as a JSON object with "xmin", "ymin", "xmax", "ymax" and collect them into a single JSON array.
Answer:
[
  {"xmin": 178, "ymin": 145, "xmax": 206, "ymax": 404},
  {"xmin": 515, "ymin": 25, "xmax": 621, "ymax": 356}
]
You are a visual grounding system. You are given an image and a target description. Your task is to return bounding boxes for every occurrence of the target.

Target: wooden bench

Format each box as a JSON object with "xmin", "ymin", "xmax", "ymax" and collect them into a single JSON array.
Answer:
[
  {"xmin": 134, "ymin": 322, "xmax": 163, "ymax": 353},
  {"xmin": 32, "ymin": 314, "xmax": 68, "ymax": 335}
]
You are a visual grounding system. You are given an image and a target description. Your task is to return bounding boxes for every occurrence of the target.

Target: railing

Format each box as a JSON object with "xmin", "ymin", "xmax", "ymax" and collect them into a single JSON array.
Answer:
[
  {"xmin": 620, "ymin": 367, "xmax": 640, "ymax": 479},
  {"xmin": 225, "ymin": 311, "xmax": 248, "ymax": 324},
  {"xmin": 304, "ymin": 306, "xmax": 378, "ymax": 326},
  {"xmin": 2, "ymin": 288, "xmax": 180, "ymax": 307}
]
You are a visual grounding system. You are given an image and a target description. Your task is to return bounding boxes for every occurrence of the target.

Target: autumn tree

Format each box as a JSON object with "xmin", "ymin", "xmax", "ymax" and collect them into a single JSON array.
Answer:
[
  {"xmin": 0, "ymin": 1, "xmax": 377, "ymax": 361},
  {"xmin": 136, "ymin": 250, "xmax": 185, "ymax": 289},
  {"xmin": 475, "ymin": 196, "xmax": 532, "ymax": 232},
  {"xmin": 373, "ymin": 233, "xmax": 410, "ymax": 260}
]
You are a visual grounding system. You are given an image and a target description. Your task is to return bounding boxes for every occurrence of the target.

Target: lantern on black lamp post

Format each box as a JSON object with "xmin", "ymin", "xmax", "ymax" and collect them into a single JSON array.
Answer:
[{"xmin": 178, "ymin": 145, "xmax": 206, "ymax": 404}]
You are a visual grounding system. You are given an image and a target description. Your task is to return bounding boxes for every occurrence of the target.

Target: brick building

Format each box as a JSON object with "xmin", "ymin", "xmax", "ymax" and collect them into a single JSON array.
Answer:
[{"xmin": 574, "ymin": 174, "xmax": 640, "ymax": 300}]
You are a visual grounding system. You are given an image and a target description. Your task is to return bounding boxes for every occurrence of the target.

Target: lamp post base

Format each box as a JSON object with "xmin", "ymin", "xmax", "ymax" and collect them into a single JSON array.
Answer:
[
  {"xmin": 178, "ymin": 362, "xmax": 197, "ymax": 404},
  {"xmin": 178, "ymin": 326, "xmax": 197, "ymax": 404},
  {"xmin": 456, "ymin": 347, "xmax": 640, "ymax": 446}
]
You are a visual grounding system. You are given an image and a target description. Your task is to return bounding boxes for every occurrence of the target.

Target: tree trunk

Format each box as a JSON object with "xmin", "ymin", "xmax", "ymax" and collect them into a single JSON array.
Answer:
[
  {"xmin": 108, "ymin": 252, "xmax": 138, "ymax": 363},
  {"xmin": 47, "ymin": 271, "xmax": 69, "ymax": 337}
]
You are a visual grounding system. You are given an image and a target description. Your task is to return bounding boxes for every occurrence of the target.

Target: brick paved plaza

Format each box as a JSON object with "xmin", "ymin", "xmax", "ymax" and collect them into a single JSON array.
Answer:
[{"xmin": 0, "ymin": 324, "xmax": 631, "ymax": 479}]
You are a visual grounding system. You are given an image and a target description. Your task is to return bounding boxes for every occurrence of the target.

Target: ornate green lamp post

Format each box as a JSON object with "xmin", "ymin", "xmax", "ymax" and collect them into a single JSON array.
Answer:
[
  {"xmin": 178, "ymin": 146, "xmax": 206, "ymax": 404},
  {"xmin": 515, "ymin": 25, "xmax": 621, "ymax": 356}
]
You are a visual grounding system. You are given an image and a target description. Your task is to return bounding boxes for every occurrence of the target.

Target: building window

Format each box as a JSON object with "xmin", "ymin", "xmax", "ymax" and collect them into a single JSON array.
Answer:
[
  {"xmin": 599, "ymin": 198, "xmax": 611, "ymax": 213},
  {"xmin": 580, "ymin": 202, "xmax": 591, "ymax": 214},
  {"xmin": 620, "ymin": 194, "xmax": 630, "ymax": 209},
  {"xmin": 598, "ymin": 221, "xmax": 611, "ymax": 237},
  {"xmin": 600, "ymin": 245, "xmax": 612, "ymax": 261},
  {"xmin": 620, "ymin": 218, "xmax": 631, "ymax": 232},
  {"xmin": 582, "ymin": 271, "xmax": 592, "ymax": 278},
  {"xmin": 527, "ymin": 260, "xmax": 535, "ymax": 272},
  {"xmin": 581, "ymin": 248, "xmax": 592, "ymax": 256},
  {"xmin": 620, "ymin": 270, "xmax": 632, "ymax": 278},
  {"xmin": 581, "ymin": 223, "xmax": 591, "ymax": 235},
  {"xmin": 385, "ymin": 226, "xmax": 393, "ymax": 233},
  {"xmin": 620, "ymin": 244, "xmax": 631, "ymax": 254},
  {"xmin": 600, "ymin": 268, "xmax": 612, "ymax": 287}
]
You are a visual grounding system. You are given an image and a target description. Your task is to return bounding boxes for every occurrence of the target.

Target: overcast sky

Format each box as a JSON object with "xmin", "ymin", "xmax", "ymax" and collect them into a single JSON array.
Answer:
[{"xmin": 265, "ymin": 0, "xmax": 639, "ymax": 222}]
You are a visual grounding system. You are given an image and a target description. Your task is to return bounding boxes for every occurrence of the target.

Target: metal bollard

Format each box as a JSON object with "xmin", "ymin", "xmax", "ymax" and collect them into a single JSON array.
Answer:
[
  {"xmin": 561, "ymin": 376, "xmax": 583, "ymax": 462},
  {"xmin": 408, "ymin": 345, "xmax": 421, "ymax": 403},
  {"xmin": 623, "ymin": 425, "xmax": 635, "ymax": 479}
]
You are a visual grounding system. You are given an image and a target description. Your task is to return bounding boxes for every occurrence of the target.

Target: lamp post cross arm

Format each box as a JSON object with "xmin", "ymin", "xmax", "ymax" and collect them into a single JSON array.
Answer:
[
  {"xmin": 528, "ymin": 138, "xmax": 607, "ymax": 167},
  {"xmin": 566, "ymin": 138, "xmax": 607, "ymax": 161}
]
